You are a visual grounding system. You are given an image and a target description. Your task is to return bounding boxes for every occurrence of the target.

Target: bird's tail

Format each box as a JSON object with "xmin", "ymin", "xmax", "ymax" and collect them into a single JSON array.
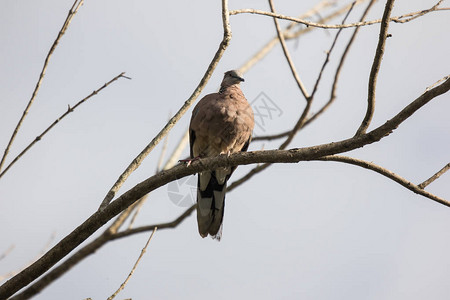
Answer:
[{"xmin": 196, "ymin": 171, "xmax": 227, "ymax": 240}]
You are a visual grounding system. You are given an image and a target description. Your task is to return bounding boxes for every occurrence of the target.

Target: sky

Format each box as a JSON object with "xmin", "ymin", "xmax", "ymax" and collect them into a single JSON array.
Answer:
[{"xmin": 1, "ymin": 0, "xmax": 449, "ymax": 299}]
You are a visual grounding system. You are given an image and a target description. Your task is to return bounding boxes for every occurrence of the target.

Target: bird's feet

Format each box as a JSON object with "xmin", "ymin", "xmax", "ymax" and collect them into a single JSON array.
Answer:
[{"xmin": 179, "ymin": 156, "xmax": 200, "ymax": 167}]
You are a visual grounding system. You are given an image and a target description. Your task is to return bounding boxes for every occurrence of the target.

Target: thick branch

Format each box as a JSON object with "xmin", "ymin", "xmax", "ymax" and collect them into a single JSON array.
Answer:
[
  {"xmin": 2, "ymin": 75, "xmax": 448, "ymax": 299},
  {"xmin": 355, "ymin": 0, "xmax": 395, "ymax": 136}
]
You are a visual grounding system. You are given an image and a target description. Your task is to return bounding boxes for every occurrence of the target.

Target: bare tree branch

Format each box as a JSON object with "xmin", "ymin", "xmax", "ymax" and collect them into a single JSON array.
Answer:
[
  {"xmin": 238, "ymin": 0, "xmax": 368, "ymax": 75},
  {"xmin": 156, "ymin": 133, "xmax": 169, "ymax": 173},
  {"xmin": 111, "ymin": 205, "xmax": 196, "ymax": 240},
  {"xmin": 392, "ymin": 0, "xmax": 445, "ymax": 23},
  {"xmin": 249, "ymin": 0, "xmax": 355, "ymax": 181},
  {"xmin": 355, "ymin": 0, "xmax": 395, "ymax": 136},
  {"xmin": 163, "ymin": 130, "xmax": 190, "ymax": 171},
  {"xmin": 268, "ymin": 0, "xmax": 310, "ymax": 101},
  {"xmin": 252, "ymin": 130, "xmax": 290, "ymax": 142},
  {"xmin": 310, "ymin": 2, "xmax": 356, "ymax": 99},
  {"xmin": 252, "ymin": 0, "xmax": 375, "ymax": 143},
  {"xmin": 2, "ymin": 74, "xmax": 448, "ymax": 300},
  {"xmin": 107, "ymin": 227, "xmax": 157, "ymax": 300},
  {"xmin": 229, "ymin": 3, "xmax": 448, "ymax": 29},
  {"xmin": 99, "ymin": 0, "xmax": 233, "ymax": 210},
  {"xmin": 8, "ymin": 206, "xmax": 194, "ymax": 300},
  {"xmin": 315, "ymin": 155, "xmax": 446, "ymax": 203},
  {"xmin": 303, "ymin": 0, "xmax": 377, "ymax": 128},
  {"xmin": 0, "ymin": 73, "xmax": 128, "ymax": 179},
  {"xmin": 0, "ymin": 0, "xmax": 84, "ymax": 172},
  {"xmin": 0, "ymin": 245, "xmax": 15, "ymax": 262},
  {"xmin": 7, "ymin": 112, "xmax": 192, "ymax": 300},
  {"xmin": 418, "ymin": 163, "xmax": 450, "ymax": 189}
]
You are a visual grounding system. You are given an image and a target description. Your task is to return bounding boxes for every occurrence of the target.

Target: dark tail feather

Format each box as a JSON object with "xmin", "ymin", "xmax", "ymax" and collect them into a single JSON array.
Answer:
[{"xmin": 196, "ymin": 171, "xmax": 227, "ymax": 240}]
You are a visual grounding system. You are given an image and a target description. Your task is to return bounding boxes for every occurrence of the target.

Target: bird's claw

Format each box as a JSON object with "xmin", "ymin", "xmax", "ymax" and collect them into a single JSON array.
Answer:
[{"xmin": 179, "ymin": 156, "xmax": 200, "ymax": 167}]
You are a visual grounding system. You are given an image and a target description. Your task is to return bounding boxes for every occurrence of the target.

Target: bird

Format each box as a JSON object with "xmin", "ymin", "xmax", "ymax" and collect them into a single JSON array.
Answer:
[{"xmin": 188, "ymin": 70, "xmax": 254, "ymax": 240}]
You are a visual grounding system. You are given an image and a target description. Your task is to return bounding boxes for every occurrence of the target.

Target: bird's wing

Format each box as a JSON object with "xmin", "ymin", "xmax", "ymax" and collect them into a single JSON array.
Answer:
[{"xmin": 189, "ymin": 87, "xmax": 254, "ymax": 239}]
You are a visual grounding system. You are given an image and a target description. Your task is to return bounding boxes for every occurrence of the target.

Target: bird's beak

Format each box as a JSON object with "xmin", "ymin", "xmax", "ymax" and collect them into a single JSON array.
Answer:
[{"xmin": 238, "ymin": 76, "xmax": 245, "ymax": 82}]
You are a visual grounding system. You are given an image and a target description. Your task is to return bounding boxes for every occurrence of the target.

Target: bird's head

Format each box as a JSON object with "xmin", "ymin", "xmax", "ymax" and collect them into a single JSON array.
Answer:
[{"xmin": 221, "ymin": 70, "xmax": 245, "ymax": 87}]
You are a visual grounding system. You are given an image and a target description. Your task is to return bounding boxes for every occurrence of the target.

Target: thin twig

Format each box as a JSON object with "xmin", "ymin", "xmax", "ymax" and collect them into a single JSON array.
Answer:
[
  {"xmin": 98, "ymin": 0, "xmax": 233, "ymax": 210},
  {"xmin": 238, "ymin": 0, "xmax": 343, "ymax": 74},
  {"xmin": 156, "ymin": 135, "xmax": 169, "ymax": 173},
  {"xmin": 251, "ymin": 1, "xmax": 370, "ymax": 143},
  {"xmin": 0, "ymin": 0, "xmax": 84, "ymax": 172},
  {"xmin": 111, "ymin": 206, "xmax": 196, "ymax": 240},
  {"xmin": 418, "ymin": 163, "xmax": 450, "ymax": 189},
  {"xmin": 127, "ymin": 129, "xmax": 191, "ymax": 230},
  {"xmin": 126, "ymin": 195, "xmax": 149, "ymax": 230},
  {"xmin": 0, "ymin": 73, "xmax": 128, "ymax": 179},
  {"xmin": 425, "ymin": 75, "xmax": 450, "ymax": 92},
  {"xmin": 10, "ymin": 205, "xmax": 194, "ymax": 300},
  {"xmin": 107, "ymin": 227, "xmax": 157, "ymax": 300},
  {"xmin": 392, "ymin": 0, "xmax": 445, "ymax": 23},
  {"xmin": 229, "ymin": 5, "xmax": 448, "ymax": 29},
  {"xmin": 252, "ymin": 130, "xmax": 290, "ymax": 142},
  {"xmin": 303, "ymin": 0, "xmax": 377, "ymax": 128},
  {"xmin": 163, "ymin": 129, "xmax": 190, "ymax": 171},
  {"xmin": 355, "ymin": 0, "xmax": 396, "ymax": 136},
  {"xmin": 0, "ymin": 245, "xmax": 15, "ymax": 262},
  {"xmin": 268, "ymin": 0, "xmax": 310, "ymax": 101},
  {"xmin": 310, "ymin": 2, "xmax": 356, "ymax": 99},
  {"xmin": 251, "ymin": 0, "xmax": 321, "ymax": 189},
  {"xmin": 228, "ymin": 164, "xmax": 269, "ymax": 191},
  {"xmin": 315, "ymin": 155, "xmax": 446, "ymax": 202},
  {"xmin": 9, "ymin": 102, "xmax": 193, "ymax": 300},
  {"xmin": 237, "ymin": 0, "xmax": 357, "ymax": 188}
]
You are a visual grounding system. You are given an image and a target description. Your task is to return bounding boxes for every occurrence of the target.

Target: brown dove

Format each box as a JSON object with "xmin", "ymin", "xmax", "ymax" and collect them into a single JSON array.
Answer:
[{"xmin": 189, "ymin": 70, "xmax": 254, "ymax": 240}]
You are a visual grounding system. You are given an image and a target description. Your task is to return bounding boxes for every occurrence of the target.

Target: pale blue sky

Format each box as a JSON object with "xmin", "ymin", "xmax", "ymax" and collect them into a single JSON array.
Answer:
[{"xmin": 1, "ymin": 0, "xmax": 449, "ymax": 299}]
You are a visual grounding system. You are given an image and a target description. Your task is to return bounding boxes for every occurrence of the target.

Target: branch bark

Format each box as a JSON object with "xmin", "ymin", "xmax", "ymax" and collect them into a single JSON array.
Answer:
[{"xmin": 355, "ymin": 0, "xmax": 395, "ymax": 136}]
